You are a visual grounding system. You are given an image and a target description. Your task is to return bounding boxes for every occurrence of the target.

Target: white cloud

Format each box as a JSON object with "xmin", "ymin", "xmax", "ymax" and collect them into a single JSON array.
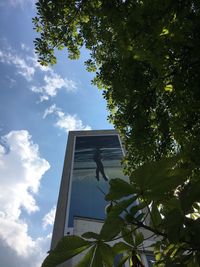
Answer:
[
  {"xmin": 0, "ymin": 233, "xmax": 51, "ymax": 267},
  {"xmin": 0, "ymin": 49, "xmax": 35, "ymax": 81},
  {"xmin": 43, "ymin": 104, "xmax": 58, "ymax": 119},
  {"xmin": 42, "ymin": 206, "xmax": 56, "ymax": 229},
  {"xmin": 0, "ymin": 42, "xmax": 78, "ymax": 100},
  {"xmin": 31, "ymin": 71, "xmax": 77, "ymax": 101},
  {"xmin": 56, "ymin": 113, "xmax": 92, "ymax": 132},
  {"xmin": 43, "ymin": 104, "xmax": 92, "ymax": 132},
  {"xmin": 0, "ymin": 130, "xmax": 50, "ymax": 263},
  {"xmin": 0, "ymin": 218, "xmax": 35, "ymax": 255},
  {"xmin": 21, "ymin": 43, "xmax": 30, "ymax": 52}
]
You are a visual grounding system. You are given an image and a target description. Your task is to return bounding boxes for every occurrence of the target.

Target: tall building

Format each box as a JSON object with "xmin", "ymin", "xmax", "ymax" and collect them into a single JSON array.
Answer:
[{"xmin": 51, "ymin": 130, "xmax": 154, "ymax": 266}]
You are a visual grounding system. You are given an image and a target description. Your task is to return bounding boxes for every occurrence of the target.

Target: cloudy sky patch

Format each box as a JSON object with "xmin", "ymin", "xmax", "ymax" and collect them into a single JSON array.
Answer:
[
  {"xmin": 42, "ymin": 206, "xmax": 56, "ymax": 229},
  {"xmin": 0, "ymin": 49, "xmax": 35, "ymax": 81},
  {"xmin": 43, "ymin": 104, "xmax": 91, "ymax": 132},
  {"xmin": 0, "ymin": 130, "xmax": 50, "ymax": 257},
  {"xmin": 31, "ymin": 71, "xmax": 77, "ymax": 101},
  {"xmin": 0, "ymin": 3, "xmax": 111, "ymax": 266}
]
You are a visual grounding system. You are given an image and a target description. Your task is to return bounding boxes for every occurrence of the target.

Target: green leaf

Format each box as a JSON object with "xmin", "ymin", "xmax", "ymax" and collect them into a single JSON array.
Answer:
[
  {"xmin": 130, "ymin": 157, "xmax": 189, "ymax": 201},
  {"xmin": 155, "ymin": 251, "xmax": 162, "ymax": 262},
  {"xmin": 116, "ymin": 254, "xmax": 130, "ymax": 267},
  {"xmin": 57, "ymin": 44, "xmax": 64, "ymax": 50},
  {"xmin": 82, "ymin": 232, "xmax": 100, "ymax": 240},
  {"xmin": 100, "ymin": 214, "xmax": 124, "ymax": 241},
  {"xmin": 85, "ymin": 59, "xmax": 97, "ymax": 72},
  {"xmin": 100, "ymin": 243, "xmax": 114, "ymax": 267},
  {"xmin": 130, "ymin": 157, "xmax": 177, "ymax": 190},
  {"xmin": 105, "ymin": 178, "xmax": 135, "ymax": 201},
  {"xmin": 121, "ymin": 227, "xmax": 135, "ymax": 246},
  {"xmin": 109, "ymin": 196, "xmax": 138, "ymax": 217},
  {"xmin": 164, "ymin": 84, "xmax": 173, "ymax": 92},
  {"xmin": 113, "ymin": 242, "xmax": 132, "ymax": 254},
  {"xmin": 135, "ymin": 232, "xmax": 144, "ymax": 247},
  {"xmin": 91, "ymin": 245, "xmax": 103, "ymax": 267},
  {"xmin": 180, "ymin": 179, "xmax": 200, "ymax": 214},
  {"xmin": 54, "ymin": 236, "xmax": 90, "ymax": 252},
  {"xmin": 42, "ymin": 236, "xmax": 92, "ymax": 267},
  {"xmin": 164, "ymin": 209, "xmax": 184, "ymax": 242},
  {"xmin": 150, "ymin": 202, "xmax": 162, "ymax": 228},
  {"xmin": 81, "ymin": 15, "xmax": 90, "ymax": 23},
  {"xmin": 75, "ymin": 246, "xmax": 95, "ymax": 267},
  {"xmin": 160, "ymin": 27, "xmax": 169, "ymax": 36}
]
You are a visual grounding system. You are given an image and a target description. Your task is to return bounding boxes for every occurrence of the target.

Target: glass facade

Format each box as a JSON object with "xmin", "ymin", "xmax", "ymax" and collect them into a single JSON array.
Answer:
[
  {"xmin": 66, "ymin": 134, "xmax": 128, "ymax": 228},
  {"xmin": 51, "ymin": 131, "xmax": 155, "ymax": 267}
]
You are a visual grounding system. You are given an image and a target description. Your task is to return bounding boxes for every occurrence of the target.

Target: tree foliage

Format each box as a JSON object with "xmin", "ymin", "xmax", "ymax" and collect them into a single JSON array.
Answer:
[{"xmin": 33, "ymin": 1, "xmax": 200, "ymax": 266}]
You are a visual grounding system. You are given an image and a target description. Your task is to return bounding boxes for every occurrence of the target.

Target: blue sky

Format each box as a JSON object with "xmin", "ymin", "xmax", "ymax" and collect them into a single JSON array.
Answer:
[{"xmin": 0, "ymin": 1, "xmax": 112, "ymax": 266}]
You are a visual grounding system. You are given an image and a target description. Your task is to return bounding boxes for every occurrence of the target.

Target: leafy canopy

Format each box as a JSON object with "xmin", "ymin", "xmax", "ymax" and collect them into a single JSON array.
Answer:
[{"xmin": 33, "ymin": 1, "xmax": 200, "ymax": 266}]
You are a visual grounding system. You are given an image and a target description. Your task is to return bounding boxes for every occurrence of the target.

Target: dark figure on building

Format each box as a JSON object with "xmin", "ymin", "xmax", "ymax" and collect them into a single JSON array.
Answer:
[{"xmin": 93, "ymin": 147, "xmax": 108, "ymax": 181}]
